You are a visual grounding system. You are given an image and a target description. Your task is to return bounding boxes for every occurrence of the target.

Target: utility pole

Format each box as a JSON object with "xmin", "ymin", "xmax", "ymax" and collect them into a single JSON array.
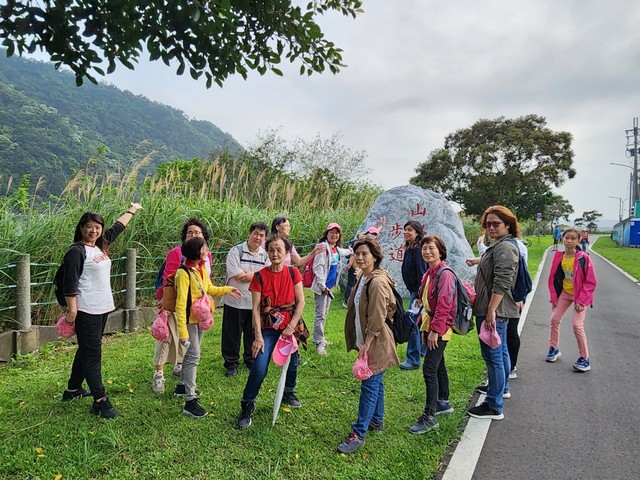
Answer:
[{"xmin": 625, "ymin": 117, "xmax": 639, "ymax": 215}]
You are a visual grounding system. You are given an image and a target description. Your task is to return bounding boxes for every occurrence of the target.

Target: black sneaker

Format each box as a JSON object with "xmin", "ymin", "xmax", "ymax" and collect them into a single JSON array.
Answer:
[
  {"xmin": 408, "ymin": 414, "xmax": 439, "ymax": 434},
  {"xmin": 226, "ymin": 368, "xmax": 238, "ymax": 377},
  {"xmin": 183, "ymin": 399, "xmax": 207, "ymax": 418},
  {"xmin": 90, "ymin": 397, "xmax": 118, "ymax": 419},
  {"xmin": 476, "ymin": 384, "xmax": 510, "ymax": 399},
  {"xmin": 467, "ymin": 402, "xmax": 504, "ymax": 420},
  {"xmin": 173, "ymin": 384, "xmax": 202, "ymax": 398},
  {"xmin": 236, "ymin": 400, "xmax": 255, "ymax": 429},
  {"xmin": 282, "ymin": 392, "xmax": 301, "ymax": 408},
  {"xmin": 62, "ymin": 388, "xmax": 91, "ymax": 401}
]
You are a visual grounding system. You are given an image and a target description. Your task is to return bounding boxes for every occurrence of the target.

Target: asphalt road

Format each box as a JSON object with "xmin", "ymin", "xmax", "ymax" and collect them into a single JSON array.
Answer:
[{"xmin": 471, "ymin": 247, "xmax": 640, "ymax": 480}]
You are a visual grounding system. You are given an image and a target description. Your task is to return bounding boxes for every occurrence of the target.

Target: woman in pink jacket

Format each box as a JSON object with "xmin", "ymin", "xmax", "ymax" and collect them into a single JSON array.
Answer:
[{"xmin": 546, "ymin": 228, "xmax": 597, "ymax": 371}]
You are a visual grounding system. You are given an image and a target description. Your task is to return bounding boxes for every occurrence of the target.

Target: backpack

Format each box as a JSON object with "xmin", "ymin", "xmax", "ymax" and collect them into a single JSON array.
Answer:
[
  {"xmin": 301, "ymin": 243, "xmax": 327, "ymax": 288},
  {"xmin": 162, "ymin": 265, "xmax": 191, "ymax": 315},
  {"xmin": 54, "ymin": 243, "xmax": 86, "ymax": 307},
  {"xmin": 507, "ymin": 239, "xmax": 532, "ymax": 302},
  {"xmin": 155, "ymin": 253, "xmax": 187, "ymax": 291},
  {"xmin": 365, "ymin": 280, "xmax": 416, "ymax": 344},
  {"xmin": 427, "ymin": 267, "xmax": 476, "ymax": 335}
]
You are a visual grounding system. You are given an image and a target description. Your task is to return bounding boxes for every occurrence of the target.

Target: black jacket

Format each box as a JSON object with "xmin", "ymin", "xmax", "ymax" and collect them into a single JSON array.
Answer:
[{"xmin": 401, "ymin": 242, "xmax": 427, "ymax": 293}]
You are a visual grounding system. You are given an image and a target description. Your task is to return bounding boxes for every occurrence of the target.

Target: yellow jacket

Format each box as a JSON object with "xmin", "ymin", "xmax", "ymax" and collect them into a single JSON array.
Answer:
[{"xmin": 175, "ymin": 264, "xmax": 233, "ymax": 339}]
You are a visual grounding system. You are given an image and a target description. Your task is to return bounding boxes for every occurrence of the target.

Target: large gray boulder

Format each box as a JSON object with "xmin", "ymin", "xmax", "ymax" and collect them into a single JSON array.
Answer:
[{"xmin": 351, "ymin": 185, "xmax": 476, "ymax": 298}]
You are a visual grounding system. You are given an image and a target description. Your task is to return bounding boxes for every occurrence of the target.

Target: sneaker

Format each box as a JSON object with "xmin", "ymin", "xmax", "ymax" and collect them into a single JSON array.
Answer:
[
  {"xmin": 236, "ymin": 401, "xmax": 255, "ymax": 429},
  {"xmin": 467, "ymin": 402, "xmax": 504, "ymax": 420},
  {"xmin": 62, "ymin": 388, "xmax": 91, "ymax": 401},
  {"xmin": 435, "ymin": 400, "xmax": 454, "ymax": 415},
  {"xmin": 573, "ymin": 357, "xmax": 591, "ymax": 372},
  {"xmin": 282, "ymin": 392, "xmax": 302, "ymax": 408},
  {"xmin": 183, "ymin": 399, "xmax": 207, "ymax": 418},
  {"xmin": 476, "ymin": 385, "xmax": 510, "ymax": 398},
  {"xmin": 322, "ymin": 339, "xmax": 333, "ymax": 347},
  {"xmin": 316, "ymin": 344, "xmax": 327, "ymax": 356},
  {"xmin": 226, "ymin": 368, "xmax": 238, "ymax": 377},
  {"xmin": 509, "ymin": 367, "xmax": 518, "ymax": 379},
  {"xmin": 152, "ymin": 373, "xmax": 165, "ymax": 394},
  {"xmin": 409, "ymin": 413, "xmax": 439, "ymax": 434},
  {"xmin": 172, "ymin": 364, "xmax": 182, "ymax": 376},
  {"xmin": 90, "ymin": 397, "xmax": 118, "ymax": 419},
  {"xmin": 337, "ymin": 432, "xmax": 365, "ymax": 454},
  {"xmin": 368, "ymin": 420, "xmax": 384, "ymax": 432},
  {"xmin": 546, "ymin": 347, "xmax": 561, "ymax": 362},
  {"xmin": 173, "ymin": 384, "xmax": 201, "ymax": 398},
  {"xmin": 399, "ymin": 361, "xmax": 420, "ymax": 370}
]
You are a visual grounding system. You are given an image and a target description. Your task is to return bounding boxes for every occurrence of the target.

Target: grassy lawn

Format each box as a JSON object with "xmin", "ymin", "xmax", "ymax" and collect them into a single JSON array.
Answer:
[
  {"xmin": 524, "ymin": 235, "xmax": 552, "ymax": 279},
  {"xmin": 0, "ymin": 290, "xmax": 487, "ymax": 480},
  {"xmin": 591, "ymin": 236, "xmax": 640, "ymax": 279}
]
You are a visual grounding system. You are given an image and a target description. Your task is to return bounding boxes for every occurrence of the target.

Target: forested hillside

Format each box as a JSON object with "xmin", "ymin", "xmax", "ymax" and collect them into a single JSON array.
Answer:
[{"xmin": 0, "ymin": 54, "xmax": 242, "ymax": 195}]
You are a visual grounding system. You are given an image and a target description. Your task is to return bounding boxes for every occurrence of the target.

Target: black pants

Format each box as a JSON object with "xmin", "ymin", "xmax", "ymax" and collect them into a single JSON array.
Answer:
[
  {"xmin": 422, "ymin": 336, "xmax": 449, "ymax": 416},
  {"xmin": 67, "ymin": 311, "xmax": 108, "ymax": 401},
  {"xmin": 507, "ymin": 317, "xmax": 520, "ymax": 369},
  {"xmin": 221, "ymin": 305, "xmax": 254, "ymax": 370},
  {"xmin": 344, "ymin": 267, "xmax": 357, "ymax": 304}
]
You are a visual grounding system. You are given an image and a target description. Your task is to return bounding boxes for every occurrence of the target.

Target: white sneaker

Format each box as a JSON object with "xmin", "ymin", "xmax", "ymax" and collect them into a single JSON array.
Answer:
[
  {"xmin": 172, "ymin": 364, "xmax": 182, "ymax": 376},
  {"xmin": 316, "ymin": 344, "xmax": 327, "ymax": 356},
  {"xmin": 509, "ymin": 367, "xmax": 518, "ymax": 379},
  {"xmin": 152, "ymin": 374, "xmax": 165, "ymax": 394}
]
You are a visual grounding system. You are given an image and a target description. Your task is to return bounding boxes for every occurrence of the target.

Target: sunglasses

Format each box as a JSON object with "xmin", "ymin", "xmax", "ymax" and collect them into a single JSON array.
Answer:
[{"xmin": 483, "ymin": 221, "xmax": 504, "ymax": 229}]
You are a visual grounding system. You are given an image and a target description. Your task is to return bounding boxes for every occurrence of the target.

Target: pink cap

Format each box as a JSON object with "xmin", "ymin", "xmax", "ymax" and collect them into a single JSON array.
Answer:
[
  {"xmin": 325, "ymin": 222, "xmax": 342, "ymax": 232},
  {"xmin": 272, "ymin": 334, "xmax": 299, "ymax": 366},
  {"xmin": 366, "ymin": 226, "xmax": 380, "ymax": 235}
]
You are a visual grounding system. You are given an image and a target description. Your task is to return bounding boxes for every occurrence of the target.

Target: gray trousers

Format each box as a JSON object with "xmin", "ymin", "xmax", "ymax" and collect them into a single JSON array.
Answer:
[
  {"xmin": 313, "ymin": 292, "xmax": 332, "ymax": 345},
  {"xmin": 179, "ymin": 323, "xmax": 204, "ymax": 401}
]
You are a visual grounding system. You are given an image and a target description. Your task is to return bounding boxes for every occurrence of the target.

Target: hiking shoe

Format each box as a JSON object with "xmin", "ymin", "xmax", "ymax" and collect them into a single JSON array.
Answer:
[
  {"xmin": 476, "ymin": 385, "xmax": 510, "ymax": 399},
  {"xmin": 62, "ymin": 388, "xmax": 91, "ymax": 401},
  {"xmin": 573, "ymin": 357, "xmax": 591, "ymax": 372},
  {"xmin": 468, "ymin": 402, "xmax": 504, "ymax": 420},
  {"xmin": 226, "ymin": 368, "xmax": 238, "ymax": 377},
  {"xmin": 282, "ymin": 392, "xmax": 302, "ymax": 408},
  {"xmin": 236, "ymin": 401, "xmax": 255, "ymax": 429},
  {"xmin": 546, "ymin": 347, "xmax": 561, "ymax": 362},
  {"xmin": 152, "ymin": 373, "xmax": 165, "ymax": 394},
  {"xmin": 337, "ymin": 432, "xmax": 365, "ymax": 454},
  {"xmin": 368, "ymin": 420, "xmax": 384, "ymax": 431},
  {"xmin": 90, "ymin": 397, "xmax": 118, "ymax": 419},
  {"xmin": 509, "ymin": 367, "xmax": 518, "ymax": 379},
  {"xmin": 399, "ymin": 361, "xmax": 420, "ymax": 370},
  {"xmin": 172, "ymin": 364, "xmax": 182, "ymax": 376},
  {"xmin": 183, "ymin": 399, "xmax": 207, "ymax": 418},
  {"xmin": 435, "ymin": 400, "xmax": 454, "ymax": 415},
  {"xmin": 316, "ymin": 344, "xmax": 327, "ymax": 356},
  {"xmin": 173, "ymin": 384, "xmax": 201, "ymax": 398},
  {"xmin": 409, "ymin": 414, "xmax": 439, "ymax": 434}
]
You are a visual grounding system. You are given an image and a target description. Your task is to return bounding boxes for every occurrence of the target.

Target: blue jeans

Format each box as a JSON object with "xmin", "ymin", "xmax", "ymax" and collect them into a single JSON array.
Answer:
[
  {"xmin": 404, "ymin": 291, "xmax": 426, "ymax": 366},
  {"xmin": 242, "ymin": 328, "xmax": 299, "ymax": 403},
  {"xmin": 352, "ymin": 371, "xmax": 385, "ymax": 438},
  {"xmin": 477, "ymin": 316, "xmax": 510, "ymax": 413}
]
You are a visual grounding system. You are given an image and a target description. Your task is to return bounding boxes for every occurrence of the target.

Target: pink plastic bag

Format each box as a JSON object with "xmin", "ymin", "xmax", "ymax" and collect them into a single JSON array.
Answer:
[
  {"xmin": 478, "ymin": 320, "xmax": 501, "ymax": 349},
  {"xmin": 151, "ymin": 310, "xmax": 170, "ymax": 341},
  {"xmin": 56, "ymin": 315, "xmax": 76, "ymax": 338},
  {"xmin": 192, "ymin": 294, "xmax": 213, "ymax": 331},
  {"xmin": 353, "ymin": 351, "xmax": 373, "ymax": 380}
]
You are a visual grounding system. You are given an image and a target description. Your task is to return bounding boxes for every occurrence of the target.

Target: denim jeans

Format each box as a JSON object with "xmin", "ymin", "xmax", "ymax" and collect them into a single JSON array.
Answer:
[
  {"xmin": 422, "ymin": 338, "xmax": 449, "ymax": 416},
  {"xmin": 67, "ymin": 311, "xmax": 109, "ymax": 400},
  {"xmin": 242, "ymin": 328, "xmax": 299, "ymax": 403},
  {"xmin": 404, "ymin": 291, "xmax": 426, "ymax": 366},
  {"xmin": 352, "ymin": 371, "xmax": 385, "ymax": 438},
  {"xmin": 477, "ymin": 316, "xmax": 510, "ymax": 413}
]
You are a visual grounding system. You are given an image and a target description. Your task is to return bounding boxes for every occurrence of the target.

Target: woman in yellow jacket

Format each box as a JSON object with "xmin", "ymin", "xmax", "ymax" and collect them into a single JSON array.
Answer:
[{"xmin": 174, "ymin": 236, "xmax": 241, "ymax": 417}]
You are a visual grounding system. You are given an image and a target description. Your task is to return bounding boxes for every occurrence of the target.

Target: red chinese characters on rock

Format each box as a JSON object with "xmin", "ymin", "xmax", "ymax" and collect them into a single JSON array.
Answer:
[{"xmin": 385, "ymin": 203, "xmax": 429, "ymax": 263}]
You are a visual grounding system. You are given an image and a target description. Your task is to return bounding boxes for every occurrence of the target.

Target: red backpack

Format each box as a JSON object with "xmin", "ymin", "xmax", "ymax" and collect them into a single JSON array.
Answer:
[{"xmin": 302, "ymin": 260, "xmax": 315, "ymax": 288}]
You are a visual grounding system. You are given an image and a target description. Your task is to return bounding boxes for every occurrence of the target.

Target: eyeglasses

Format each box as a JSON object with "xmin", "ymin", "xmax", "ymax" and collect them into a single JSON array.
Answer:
[{"xmin": 483, "ymin": 221, "xmax": 504, "ymax": 229}]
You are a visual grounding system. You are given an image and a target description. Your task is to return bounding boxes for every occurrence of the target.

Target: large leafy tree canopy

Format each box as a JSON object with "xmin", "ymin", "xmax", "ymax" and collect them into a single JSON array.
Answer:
[
  {"xmin": 411, "ymin": 115, "xmax": 576, "ymax": 219},
  {"xmin": 0, "ymin": 0, "xmax": 363, "ymax": 87}
]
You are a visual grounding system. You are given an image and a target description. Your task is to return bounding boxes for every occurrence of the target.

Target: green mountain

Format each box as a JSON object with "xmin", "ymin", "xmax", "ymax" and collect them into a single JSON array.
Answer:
[{"xmin": 0, "ymin": 54, "xmax": 242, "ymax": 195}]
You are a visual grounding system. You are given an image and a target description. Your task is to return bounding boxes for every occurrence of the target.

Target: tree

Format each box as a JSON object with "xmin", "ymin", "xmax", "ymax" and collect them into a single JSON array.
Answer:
[
  {"xmin": 580, "ymin": 210, "xmax": 602, "ymax": 232},
  {"xmin": 410, "ymin": 115, "xmax": 576, "ymax": 219},
  {"xmin": 545, "ymin": 194, "xmax": 574, "ymax": 225},
  {"xmin": 0, "ymin": 1, "xmax": 363, "ymax": 87}
]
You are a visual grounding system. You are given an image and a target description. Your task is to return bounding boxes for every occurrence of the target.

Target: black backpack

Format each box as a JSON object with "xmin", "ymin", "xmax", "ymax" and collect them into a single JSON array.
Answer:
[
  {"xmin": 366, "ymin": 280, "xmax": 416, "ymax": 344},
  {"xmin": 54, "ymin": 243, "xmax": 86, "ymax": 307},
  {"xmin": 426, "ymin": 267, "xmax": 475, "ymax": 335},
  {"xmin": 507, "ymin": 239, "xmax": 532, "ymax": 302}
]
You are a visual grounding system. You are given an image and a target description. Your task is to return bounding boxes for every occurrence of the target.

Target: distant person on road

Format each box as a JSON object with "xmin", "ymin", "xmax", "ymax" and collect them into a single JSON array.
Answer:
[
  {"xmin": 553, "ymin": 225, "xmax": 562, "ymax": 251},
  {"xmin": 580, "ymin": 229, "xmax": 590, "ymax": 252},
  {"xmin": 546, "ymin": 228, "xmax": 597, "ymax": 372}
]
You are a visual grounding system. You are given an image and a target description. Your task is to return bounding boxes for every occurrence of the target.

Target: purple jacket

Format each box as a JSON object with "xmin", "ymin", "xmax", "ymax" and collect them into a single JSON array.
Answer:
[{"xmin": 547, "ymin": 250, "xmax": 597, "ymax": 306}]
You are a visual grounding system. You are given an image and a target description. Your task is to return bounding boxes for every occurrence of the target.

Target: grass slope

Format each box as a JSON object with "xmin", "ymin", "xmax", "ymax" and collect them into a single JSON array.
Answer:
[{"xmin": 591, "ymin": 236, "xmax": 640, "ymax": 279}]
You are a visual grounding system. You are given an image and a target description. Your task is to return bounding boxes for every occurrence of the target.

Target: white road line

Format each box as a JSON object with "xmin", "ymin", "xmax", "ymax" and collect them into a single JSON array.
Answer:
[{"xmin": 441, "ymin": 245, "xmax": 551, "ymax": 480}]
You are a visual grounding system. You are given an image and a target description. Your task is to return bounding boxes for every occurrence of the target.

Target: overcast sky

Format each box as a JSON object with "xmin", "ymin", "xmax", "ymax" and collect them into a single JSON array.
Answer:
[{"xmin": 99, "ymin": 0, "xmax": 640, "ymax": 222}]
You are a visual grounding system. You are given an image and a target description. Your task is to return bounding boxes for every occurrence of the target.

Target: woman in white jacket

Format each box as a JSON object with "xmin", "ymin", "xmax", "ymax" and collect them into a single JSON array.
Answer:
[{"xmin": 311, "ymin": 222, "xmax": 351, "ymax": 355}]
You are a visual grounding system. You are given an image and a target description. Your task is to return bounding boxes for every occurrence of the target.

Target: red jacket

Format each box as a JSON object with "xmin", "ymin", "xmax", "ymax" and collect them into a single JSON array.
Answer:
[
  {"xmin": 547, "ymin": 250, "xmax": 597, "ymax": 306},
  {"xmin": 419, "ymin": 261, "xmax": 457, "ymax": 336}
]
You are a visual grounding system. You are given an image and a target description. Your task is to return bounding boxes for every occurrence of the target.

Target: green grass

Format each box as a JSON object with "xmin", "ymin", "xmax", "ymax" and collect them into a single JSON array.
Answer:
[
  {"xmin": 591, "ymin": 236, "xmax": 640, "ymax": 279},
  {"xmin": 524, "ymin": 235, "xmax": 552, "ymax": 279},
  {"xmin": 0, "ymin": 290, "xmax": 486, "ymax": 480}
]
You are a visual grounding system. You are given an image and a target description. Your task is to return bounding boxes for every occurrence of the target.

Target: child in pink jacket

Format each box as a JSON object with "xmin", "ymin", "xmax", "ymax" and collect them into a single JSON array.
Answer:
[{"xmin": 546, "ymin": 228, "xmax": 597, "ymax": 371}]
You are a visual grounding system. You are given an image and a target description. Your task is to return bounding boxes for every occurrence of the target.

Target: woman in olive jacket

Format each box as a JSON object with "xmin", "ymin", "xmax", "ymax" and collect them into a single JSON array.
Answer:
[{"xmin": 338, "ymin": 238, "xmax": 399, "ymax": 454}]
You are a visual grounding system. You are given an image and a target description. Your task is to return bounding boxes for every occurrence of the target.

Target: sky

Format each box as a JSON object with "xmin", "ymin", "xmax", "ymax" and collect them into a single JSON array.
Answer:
[{"xmin": 68, "ymin": 1, "xmax": 640, "ymax": 222}]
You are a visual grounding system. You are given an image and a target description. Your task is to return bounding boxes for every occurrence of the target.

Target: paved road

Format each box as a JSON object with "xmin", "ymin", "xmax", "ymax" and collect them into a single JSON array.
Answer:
[{"xmin": 471, "ymin": 247, "xmax": 640, "ymax": 480}]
